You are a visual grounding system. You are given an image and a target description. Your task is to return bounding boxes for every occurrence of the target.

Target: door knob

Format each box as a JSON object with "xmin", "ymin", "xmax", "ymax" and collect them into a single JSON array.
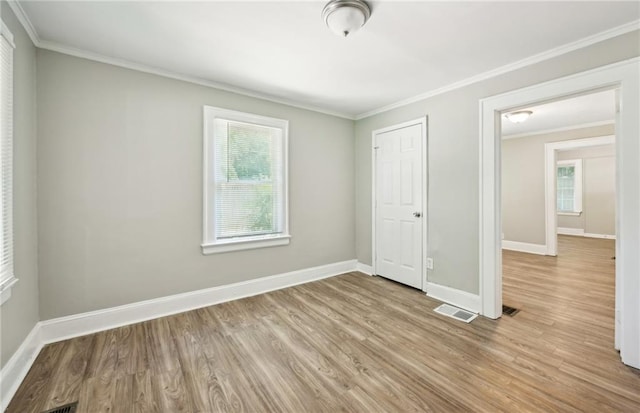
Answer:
[{"xmin": 413, "ymin": 212, "xmax": 422, "ymax": 217}]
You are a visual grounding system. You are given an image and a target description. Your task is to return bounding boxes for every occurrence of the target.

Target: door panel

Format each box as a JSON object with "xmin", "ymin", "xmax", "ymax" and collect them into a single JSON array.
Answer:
[{"xmin": 375, "ymin": 122, "xmax": 424, "ymax": 289}]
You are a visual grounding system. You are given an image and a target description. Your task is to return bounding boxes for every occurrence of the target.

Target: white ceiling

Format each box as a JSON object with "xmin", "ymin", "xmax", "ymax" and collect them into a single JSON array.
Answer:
[
  {"xmin": 501, "ymin": 89, "xmax": 616, "ymax": 138},
  {"xmin": 15, "ymin": 1, "xmax": 640, "ymax": 118}
]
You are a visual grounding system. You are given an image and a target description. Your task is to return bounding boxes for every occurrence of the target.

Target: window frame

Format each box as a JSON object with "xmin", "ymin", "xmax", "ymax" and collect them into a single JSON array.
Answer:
[
  {"xmin": 556, "ymin": 159, "xmax": 583, "ymax": 216},
  {"xmin": 0, "ymin": 20, "xmax": 16, "ymax": 305},
  {"xmin": 202, "ymin": 106, "xmax": 290, "ymax": 254}
]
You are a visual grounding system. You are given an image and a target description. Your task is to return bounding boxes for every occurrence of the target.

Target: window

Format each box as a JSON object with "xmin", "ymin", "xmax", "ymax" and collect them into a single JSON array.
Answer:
[
  {"xmin": 557, "ymin": 159, "xmax": 582, "ymax": 216},
  {"xmin": 202, "ymin": 106, "xmax": 289, "ymax": 254},
  {"xmin": 0, "ymin": 21, "xmax": 15, "ymax": 305}
]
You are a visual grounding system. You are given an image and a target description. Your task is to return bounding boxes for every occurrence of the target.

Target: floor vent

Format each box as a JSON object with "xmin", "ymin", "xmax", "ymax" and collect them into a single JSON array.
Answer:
[
  {"xmin": 42, "ymin": 402, "xmax": 78, "ymax": 413},
  {"xmin": 502, "ymin": 305, "xmax": 520, "ymax": 317},
  {"xmin": 434, "ymin": 304, "xmax": 478, "ymax": 323}
]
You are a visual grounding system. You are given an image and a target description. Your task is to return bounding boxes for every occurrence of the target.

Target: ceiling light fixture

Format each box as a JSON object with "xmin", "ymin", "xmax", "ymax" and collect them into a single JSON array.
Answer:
[
  {"xmin": 322, "ymin": 0, "xmax": 371, "ymax": 37},
  {"xmin": 505, "ymin": 110, "xmax": 533, "ymax": 123}
]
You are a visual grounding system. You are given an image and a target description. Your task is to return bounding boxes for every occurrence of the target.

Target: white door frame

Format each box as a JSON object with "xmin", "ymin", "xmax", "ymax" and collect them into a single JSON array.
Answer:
[
  {"xmin": 544, "ymin": 135, "xmax": 616, "ymax": 256},
  {"xmin": 479, "ymin": 57, "xmax": 639, "ymax": 369},
  {"xmin": 372, "ymin": 117, "xmax": 428, "ymax": 291}
]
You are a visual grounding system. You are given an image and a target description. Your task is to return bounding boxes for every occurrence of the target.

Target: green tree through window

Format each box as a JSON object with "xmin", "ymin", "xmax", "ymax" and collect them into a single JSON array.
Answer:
[
  {"xmin": 214, "ymin": 120, "xmax": 282, "ymax": 238},
  {"xmin": 204, "ymin": 106, "xmax": 288, "ymax": 253}
]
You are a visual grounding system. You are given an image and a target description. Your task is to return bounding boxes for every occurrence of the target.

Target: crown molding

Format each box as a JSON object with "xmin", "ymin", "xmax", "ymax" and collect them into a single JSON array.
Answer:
[
  {"xmin": 6, "ymin": 1, "xmax": 356, "ymax": 120},
  {"xmin": 0, "ymin": 20, "xmax": 15, "ymax": 48},
  {"xmin": 6, "ymin": 0, "xmax": 638, "ymax": 122},
  {"xmin": 37, "ymin": 39, "xmax": 356, "ymax": 120},
  {"xmin": 355, "ymin": 19, "xmax": 640, "ymax": 120},
  {"xmin": 502, "ymin": 120, "xmax": 615, "ymax": 140},
  {"xmin": 6, "ymin": 0, "xmax": 39, "ymax": 45}
]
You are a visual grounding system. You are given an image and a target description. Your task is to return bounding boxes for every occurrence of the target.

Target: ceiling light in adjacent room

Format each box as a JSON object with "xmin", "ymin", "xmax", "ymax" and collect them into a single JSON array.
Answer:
[
  {"xmin": 322, "ymin": 0, "xmax": 371, "ymax": 37},
  {"xmin": 505, "ymin": 110, "xmax": 533, "ymax": 123}
]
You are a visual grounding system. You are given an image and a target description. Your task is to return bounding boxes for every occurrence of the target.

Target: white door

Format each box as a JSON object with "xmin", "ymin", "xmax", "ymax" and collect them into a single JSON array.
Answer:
[{"xmin": 374, "ymin": 121, "xmax": 424, "ymax": 289}]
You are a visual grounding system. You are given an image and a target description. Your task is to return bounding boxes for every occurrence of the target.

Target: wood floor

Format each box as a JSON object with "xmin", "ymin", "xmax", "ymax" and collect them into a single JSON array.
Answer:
[{"xmin": 7, "ymin": 236, "xmax": 640, "ymax": 412}]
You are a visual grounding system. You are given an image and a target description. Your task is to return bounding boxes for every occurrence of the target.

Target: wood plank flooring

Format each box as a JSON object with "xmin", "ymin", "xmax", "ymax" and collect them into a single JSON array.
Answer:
[{"xmin": 7, "ymin": 235, "xmax": 640, "ymax": 412}]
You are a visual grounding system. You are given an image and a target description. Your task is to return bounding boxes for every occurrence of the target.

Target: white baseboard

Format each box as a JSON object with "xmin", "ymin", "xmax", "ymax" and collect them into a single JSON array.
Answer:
[
  {"xmin": 584, "ymin": 233, "xmax": 616, "ymax": 240},
  {"xmin": 38, "ymin": 259, "xmax": 357, "ymax": 344},
  {"xmin": 502, "ymin": 240, "xmax": 547, "ymax": 255},
  {"xmin": 426, "ymin": 282, "xmax": 480, "ymax": 313},
  {"xmin": 1, "ymin": 259, "xmax": 357, "ymax": 409},
  {"xmin": 557, "ymin": 227, "xmax": 585, "ymax": 236},
  {"xmin": 0, "ymin": 325, "xmax": 43, "ymax": 412},
  {"xmin": 356, "ymin": 262, "xmax": 373, "ymax": 275},
  {"xmin": 557, "ymin": 228, "xmax": 616, "ymax": 240}
]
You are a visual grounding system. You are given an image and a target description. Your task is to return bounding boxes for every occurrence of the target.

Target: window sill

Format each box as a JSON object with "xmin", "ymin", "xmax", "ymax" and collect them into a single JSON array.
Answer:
[
  {"xmin": 0, "ymin": 276, "xmax": 18, "ymax": 305},
  {"xmin": 202, "ymin": 234, "xmax": 291, "ymax": 255},
  {"xmin": 558, "ymin": 211, "xmax": 582, "ymax": 217}
]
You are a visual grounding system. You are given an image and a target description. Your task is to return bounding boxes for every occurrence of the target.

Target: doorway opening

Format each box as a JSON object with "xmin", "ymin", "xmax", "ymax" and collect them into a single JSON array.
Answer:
[
  {"xmin": 500, "ymin": 89, "xmax": 618, "ymax": 358},
  {"xmin": 478, "ymin": 58, "xmax": 639, "ymax": 368}
]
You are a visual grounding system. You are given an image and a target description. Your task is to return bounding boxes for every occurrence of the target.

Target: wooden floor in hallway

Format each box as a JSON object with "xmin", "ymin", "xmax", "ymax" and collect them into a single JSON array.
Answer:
[{"xmin": 7, "ymin": 235, "xmax": 640, "ymax": 412}]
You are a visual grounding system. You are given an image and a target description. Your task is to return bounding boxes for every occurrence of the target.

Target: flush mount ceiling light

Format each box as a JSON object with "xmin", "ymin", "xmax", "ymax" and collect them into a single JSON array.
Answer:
[
  {"xmin": 505, "ymin": 110, "xmax": 533, "ymax": 123},
  {"xmin": 322, "ymin": 0, "xmax": 371, "ymax": 37}
]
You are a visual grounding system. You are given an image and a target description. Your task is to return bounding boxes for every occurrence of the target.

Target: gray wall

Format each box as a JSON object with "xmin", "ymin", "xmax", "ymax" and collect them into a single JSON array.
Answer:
[
  {"xmin": 355, "ymin": 31, "xmax": 638, "ymax": 295},
  {"xmin": 37, "ymin": 50, "xmax": 355, "ymax": 319},
  {"xmin": 502, "ymin": 125, "xmax": 614, "ymax": 245},
  {"xmin": 0, "ymin": 3, "xmax": 39, "ymax": 367},
  {"xmin": 558, "ymin": 145, "xmax": 615, "ymax": 235}
]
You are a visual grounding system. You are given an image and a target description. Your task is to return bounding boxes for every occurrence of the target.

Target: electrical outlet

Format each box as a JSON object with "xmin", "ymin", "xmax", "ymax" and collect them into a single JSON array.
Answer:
[{"xmin": 426, "ymin": 258, "xmax": 434, "ymax": 270}]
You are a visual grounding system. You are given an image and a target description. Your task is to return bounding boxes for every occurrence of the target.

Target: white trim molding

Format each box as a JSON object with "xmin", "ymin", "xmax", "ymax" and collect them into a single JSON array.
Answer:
[
  {"xmin": 502, "ymin": 240, "xmax": 547, "ymax": 256},
  {"xmin": 0, "ymin": 259, "xmax": 359, "ymax": 408},
  {"xmin": 8, "ymin": 1, "xmax": 638, "ymax": 122},
  {"xmin": 0, "ymin": 20, "xmax": 15, "ymax": 48},
  {"xmin": 6, "ymin": 1, "xmax": 354, "ymax": 120},
  {"xmin": 426, "ymin": 282, "xmax": 480, "ymax": 314},
  {"xmin": 557, "ymin": 227, "xmax": 585, "ymax": 236},
  {"xmin": 479, "ymin": 57, "xmax": 640, "ymax": 369},
  {"xmin": 584, "ymin": 233, "xmax": 616, "ymax": 240},
  {"xmin": 545, "ymin": 135, "xmax": 615, "ymax": 256},
  {"xmin": 0, "ymin": 326, "xmax": 42, "ymax": 412},
  {"xmin": 557, "ymin": 211, "xmax": 581, "ymax": 217},
  {"xmin": 356, "ymin": 20, "xmax": 640, "ymax": 120},
  {"xmin": 356, "ymin": 262, "xmax": 373, "ymax": 275},
  {"xmin": 557, "ymin": 228, "xmax": 616, "ymax": 240},
  {"xmin": 502, "ymin": 120, "xmax": 614, "ymax": 140},
  {"xmin": 557, "ymin": 159, "xmax": 583, "ymax": 215},
  {"xmin": 201, "ymin": 106, "xmax": 290, "ymax": 255},
  {"xmin": 38, "ymin": 260, "xmax": 355, "ymax": 344},
  {"xmin": 5, "ymin": 1, "xmax": 37, "ymax": 46}
]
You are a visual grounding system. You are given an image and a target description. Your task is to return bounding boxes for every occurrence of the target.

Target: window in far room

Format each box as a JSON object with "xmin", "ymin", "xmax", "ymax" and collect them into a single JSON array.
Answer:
[
  {"xmin": 0, "ymin": 20, "xmax": 16, "ymax": 305},
  {"xmin": 557, "ymin": 159, "xmax": 582, "ymax": 216},
  {"xmin": 202, "ymin": 106, "xmax": 289, "ymax": 254}
]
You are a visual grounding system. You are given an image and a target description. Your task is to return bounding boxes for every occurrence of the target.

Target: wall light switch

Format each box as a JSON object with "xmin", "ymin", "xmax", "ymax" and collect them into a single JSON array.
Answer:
[{"xmin": 426, "ymin": 258, "xmax": 434, "ymax": 270}]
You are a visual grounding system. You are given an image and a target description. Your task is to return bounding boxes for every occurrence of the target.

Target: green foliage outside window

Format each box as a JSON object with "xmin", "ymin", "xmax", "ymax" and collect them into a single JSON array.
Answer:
[{"xmin": 223, "ymin": 123, "xmax": 276, "ymax": 234}]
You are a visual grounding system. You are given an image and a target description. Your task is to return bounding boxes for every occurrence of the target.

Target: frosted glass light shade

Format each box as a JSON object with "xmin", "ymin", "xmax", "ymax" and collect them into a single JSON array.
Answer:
[
  {"xmin": 505, "ymin": 110, "xmax": 533, "ymax": 123},
  {"xmin": 322, "ymin": 0, "xmax": 371, "ymax": 37}
]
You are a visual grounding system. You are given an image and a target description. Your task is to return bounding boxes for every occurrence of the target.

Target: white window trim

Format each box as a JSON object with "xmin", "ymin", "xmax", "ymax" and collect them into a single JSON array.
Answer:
[
  {"xmin": 0, "ymin": 20, "xmax": 16, "ymax": 305},
  {"xmin": 202, "ymin": 106, "xmax": 290, "ymax": 254},
  {"xmin": 556, "ymin": 159, "xmax": 583, "ymax": 214},
  {"xmin": 557, "ymin": 211, "xmax": 581, "ymax": 217}
]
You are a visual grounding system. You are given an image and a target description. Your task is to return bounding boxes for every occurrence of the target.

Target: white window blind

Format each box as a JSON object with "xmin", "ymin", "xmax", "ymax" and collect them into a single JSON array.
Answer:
[
  {"xmin": 214, "ymin": 120, "xmax": 284, "ymax": 239},
  {"xmin": 557, "ymin": 159, "xmax": 582, "ymax": 214},
  {"xmin": 0, "ymin": 21, "xmax": 16, "ymax": 304},
  {"xmin": 203, "ymin": 106, "xmax": 289, "ymax": 254}
]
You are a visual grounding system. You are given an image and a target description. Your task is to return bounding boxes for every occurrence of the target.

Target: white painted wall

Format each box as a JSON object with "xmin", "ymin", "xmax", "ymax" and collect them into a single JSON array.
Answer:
[
  {"xmin": 355, "ymin": 29, "xmax": 638, "ymax": 295},
  {"xmin": 36, "ymin": 50, "xmax": 356, "ymax": 320},
  {"xmin": 501, "ymin": 126, "xmax": 614, "ymax": 245},
  {"xmin": 558, "ymin": 145, "xmax": 616, "ymax": 236},
  {"xmin": 0, "ymin": 3, "xmax": 39, "ymax": 369}
]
